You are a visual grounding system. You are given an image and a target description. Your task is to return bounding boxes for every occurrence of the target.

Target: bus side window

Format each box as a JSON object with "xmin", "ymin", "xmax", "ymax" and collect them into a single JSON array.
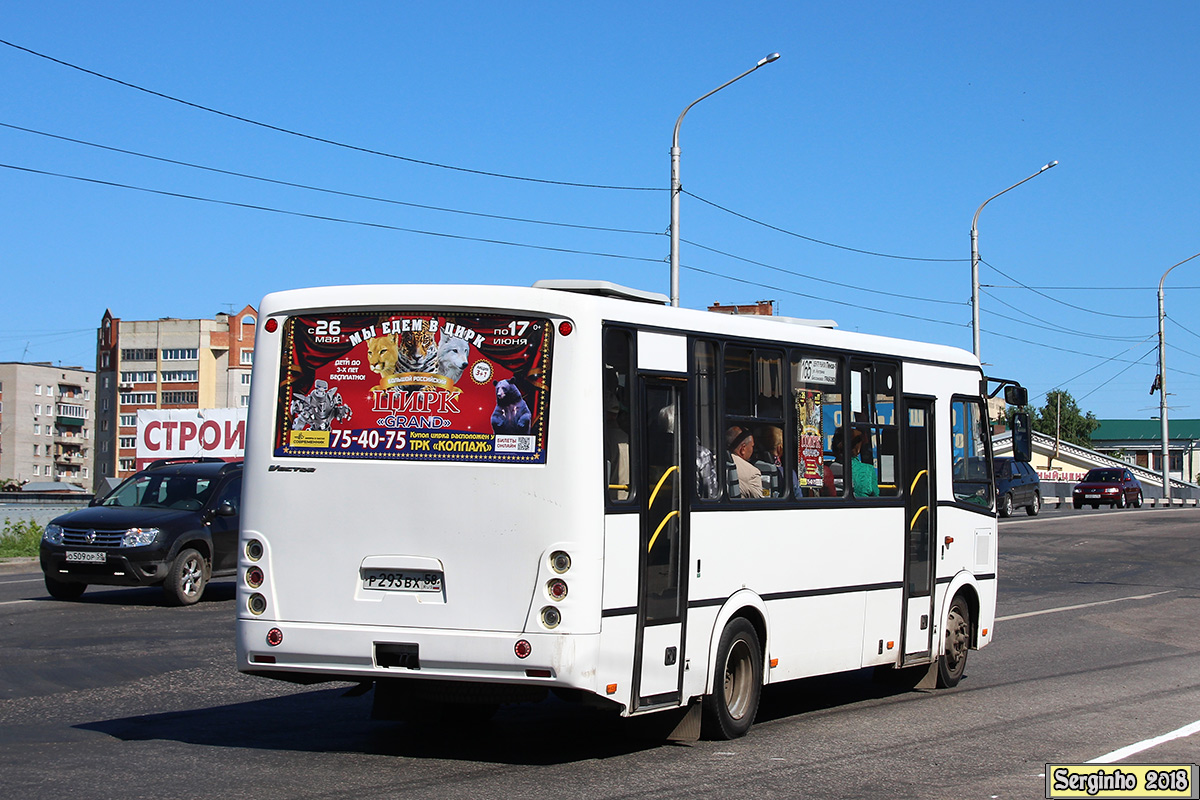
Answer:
[
  {"xmin": 694, "ymin": 340, "xmax": 721, "ymax": 500},
  {"xmin": 950, "ymin": 397, "xmax": 993, "ymax": 507},
  {"xmin": 847, "ymin": 361, "xmax": 899, "ymax": 498},
  {"xmin": 791, "ymin": 351, "xmax": 844, "ymax": 498},
  {"xmin": 724, "ymin": 346, "xmax": 786, "ymax": 500},
  {"xmin": 603, "ymin": 328, "xmax": 633, "ymax": 503}
]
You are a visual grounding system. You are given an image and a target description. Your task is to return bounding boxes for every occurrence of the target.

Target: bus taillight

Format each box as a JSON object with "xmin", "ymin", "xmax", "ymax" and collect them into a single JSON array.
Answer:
[
  {"xmin": 547, "ymin": 578, "xmax": 568, "ymax": 600},
  {"xmin": 246, "ymin": 566, "xmax": 264, "ymax": 589},
  {"xmin": 514, "ymin": 640, "xmax": 532, "ymax": 658},
  {"xmin": 540, "ymin": 607, "xmax": 561, "ymax": 629},
  {"xmin": 248, "ymin": 593, "xmax": 267, "ymax": 615},
  {"xmin": 550, "ymin": 550, "xmax": 571, "ymax": 573}
]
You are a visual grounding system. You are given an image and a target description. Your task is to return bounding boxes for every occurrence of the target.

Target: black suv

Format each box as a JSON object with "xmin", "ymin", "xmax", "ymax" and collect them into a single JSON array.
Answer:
[
  {"xmin": 40, "ymin": 458, "xmax": 242, "ymax": 605},
  {"xmin": 994, "ymin": 456, "xmax": 1041, "ymax": 518}
]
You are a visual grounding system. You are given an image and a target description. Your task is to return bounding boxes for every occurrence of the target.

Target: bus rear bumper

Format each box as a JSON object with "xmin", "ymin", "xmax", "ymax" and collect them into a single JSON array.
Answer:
[{"xmin": 237, "ymin": 618, "xmax": 604, "ymax": 694}]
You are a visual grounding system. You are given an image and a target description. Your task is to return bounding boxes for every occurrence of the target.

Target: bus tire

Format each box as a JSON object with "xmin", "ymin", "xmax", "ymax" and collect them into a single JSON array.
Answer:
[
  {"xmin": 702, "ymin": 617, "xmax": 762, "ymax": 740},
  {"xmin": 44, "ymin": 575, "xmax": 86, "ymax": 601},
  {"xmin": 937, "ymin": 594, "xmax": 971, "ymax": 688},
  {"xmin": 163, "ymin": 548, "xmax": 208, "ymax": 606}
]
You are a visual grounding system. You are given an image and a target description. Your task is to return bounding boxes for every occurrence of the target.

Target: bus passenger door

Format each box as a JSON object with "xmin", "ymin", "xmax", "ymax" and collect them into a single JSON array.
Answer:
[
  {"xmin": 901, "ymin": 397, "xmax": 936, "ymax": 662},
  {"xmin": 633, "ymin": 377, "xmax": 687, "ymax": 709}
]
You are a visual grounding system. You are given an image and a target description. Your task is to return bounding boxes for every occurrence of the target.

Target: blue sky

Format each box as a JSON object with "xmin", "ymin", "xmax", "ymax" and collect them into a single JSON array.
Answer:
[{"xmin": 3, "ymin": 2, "xmax": 1199, "ymax": 421}]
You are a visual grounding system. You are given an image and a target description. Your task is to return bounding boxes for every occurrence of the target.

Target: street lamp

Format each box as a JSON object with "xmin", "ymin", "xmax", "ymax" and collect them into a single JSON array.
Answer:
[
  {"xmin": 669, "ymin": 52, "xmax": 780, "ymax": 307},
  {"xmin": 1156, "ymin": 251, "xmax": 1200, "ymax": 501},
  {"xmin": 969, "ymin": 160, "xmax": 1058, "ymax": 359}
]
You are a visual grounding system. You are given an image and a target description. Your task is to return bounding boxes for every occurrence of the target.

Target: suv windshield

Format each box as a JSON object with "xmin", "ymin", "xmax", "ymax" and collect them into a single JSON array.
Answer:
[{"xmin": 102, "ymin": 473, "xmax": 213, "ymax": 511}]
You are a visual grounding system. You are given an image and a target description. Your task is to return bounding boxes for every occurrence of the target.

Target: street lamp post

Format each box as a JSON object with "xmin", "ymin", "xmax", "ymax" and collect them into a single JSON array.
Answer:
[
  {"xmin": 969, "ymin": 160, "xmax": 1058, "ymax": 359},
  {"xmin": 669, "ymin": 52, "xmax": 780, "ymax": 308},
  {"xmin": 1156, "ymin": 251, "xmax": 1200, "ymax": 502}
]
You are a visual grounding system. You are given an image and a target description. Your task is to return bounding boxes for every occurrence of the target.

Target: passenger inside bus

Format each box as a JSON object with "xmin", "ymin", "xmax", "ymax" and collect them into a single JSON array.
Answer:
[
  {"xmin": 725, "ymin": 426, "xmax": 764, "ymax": 499},
  {"xmin": 753, "ymin": 425, "xmax": 784, "ymax": 498},
  {"xmin": 829, "ymin": 428, "xmax": 879, "ymax": 498}
]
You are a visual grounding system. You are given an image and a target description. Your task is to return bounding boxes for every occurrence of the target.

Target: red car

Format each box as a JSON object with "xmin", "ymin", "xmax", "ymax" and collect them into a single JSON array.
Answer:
[{"xmin": 1072, "ymin": 468, "xmax": 1143, "ymax": 509}]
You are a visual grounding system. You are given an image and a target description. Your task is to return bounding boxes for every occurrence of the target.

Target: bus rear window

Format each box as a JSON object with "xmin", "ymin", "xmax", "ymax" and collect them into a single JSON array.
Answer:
[{"xmin": 275, "ymin": 311, "xmax": 552, "ymax": 464}]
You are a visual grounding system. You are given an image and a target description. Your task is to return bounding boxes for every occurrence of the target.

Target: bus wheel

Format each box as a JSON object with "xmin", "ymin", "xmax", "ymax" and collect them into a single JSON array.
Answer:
[
  {"xmin": 937, "ymin": 595, "xmax": 971, "ymax": 688},
  {"xmin": 702, "ymin": 617, "xmax": 762, "ymax": 739}
]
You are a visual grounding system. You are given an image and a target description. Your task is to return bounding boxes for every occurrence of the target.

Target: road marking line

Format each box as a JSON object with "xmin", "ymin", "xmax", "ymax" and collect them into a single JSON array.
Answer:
[
  {"xmin": 997, "ymin": 590, "xmax": 1175, "ymax": 621},
  {"xmin": 0, "ymin": 599, "xmax": 35, "ymax": 606},
  {"xmin": 0, "ymin": 578, "xmax": 44, "ymax": 584},
  {"xmin": 1088, "ymin": 719, "xmax": 1200, "ymax": 763}
]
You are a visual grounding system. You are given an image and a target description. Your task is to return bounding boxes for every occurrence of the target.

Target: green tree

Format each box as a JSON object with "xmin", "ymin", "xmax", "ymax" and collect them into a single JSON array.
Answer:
[{"xmin": 1032, "ymin": 389, "xmax": 1099, "ymax": 448}]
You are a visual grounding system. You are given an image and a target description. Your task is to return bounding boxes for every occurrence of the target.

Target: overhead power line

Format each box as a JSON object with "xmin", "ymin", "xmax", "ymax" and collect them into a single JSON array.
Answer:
[
  {"xmin": 682, "ymin": 263, "xmax": 968, "ymax": 328},
  {"xmin": 980, "ymin": 288, "xmax": 1150, "ymax": 342},
  {"xmin": 0, "ymin": 162, "xmax": 665, "ymax": 263},
  {"xmin": 986, "ymin": 283, "xmax": 1200, "ymax": 291},
  {"xmin": 682, "ymin": 238, "xmax": 965, "ymax": 307},
  {"xmin": 981, "ymin": 259, "xmax": 1156, "ymax": 320},
  {"xmin": 0, "ymin": 122, "xmax": 661, "ymax": 237},
  {"xmin": 0, "ymin": 38, "xmax": 660, "ymax": 192},
  {"xmin": 1075, "ymin": 346, "xmax": 1159, "ymax": 402},
  {"xmin": 1167, "ymin": 314, "xmax": 1200, "ymax": 343},
  {"xmin": 682, "ymin": 189, "xmax": 965, "ymax": 263}
]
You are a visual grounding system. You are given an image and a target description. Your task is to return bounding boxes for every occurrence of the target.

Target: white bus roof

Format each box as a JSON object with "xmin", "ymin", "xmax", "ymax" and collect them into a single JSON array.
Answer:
[{"xmin": 258, "ymin": 281, "xmax": 978, "ymax": 370}]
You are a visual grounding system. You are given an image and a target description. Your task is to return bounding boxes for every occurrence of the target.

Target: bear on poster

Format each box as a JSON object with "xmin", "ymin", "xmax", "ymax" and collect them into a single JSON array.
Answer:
[{"xmin": 491, "ymin": 379, "xmax": 532, "ymax": 435}]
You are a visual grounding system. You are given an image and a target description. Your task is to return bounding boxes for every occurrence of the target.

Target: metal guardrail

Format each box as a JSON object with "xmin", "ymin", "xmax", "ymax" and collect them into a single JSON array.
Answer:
[{"xmin": 0, "ymin": 492, "xmax": 93, "ymax": 506}]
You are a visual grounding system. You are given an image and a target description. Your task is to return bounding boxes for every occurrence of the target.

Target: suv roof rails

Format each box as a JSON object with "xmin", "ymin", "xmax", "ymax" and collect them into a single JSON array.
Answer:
[{"xmin": 145, "ymin": 457, "xmax": 229, "ymax": 470}]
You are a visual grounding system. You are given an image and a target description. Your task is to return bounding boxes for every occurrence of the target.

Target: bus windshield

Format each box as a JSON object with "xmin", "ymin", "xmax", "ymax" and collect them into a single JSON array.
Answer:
[{"xmin": 275, "ymin": 310, "xmax": 553, "ymax": 464}]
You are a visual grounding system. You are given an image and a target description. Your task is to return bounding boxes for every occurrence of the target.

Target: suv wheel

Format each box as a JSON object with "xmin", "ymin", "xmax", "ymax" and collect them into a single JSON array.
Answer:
[
  {"xmin": 164, "ymin": 548, "xmax": 208, "ymax": 606},
  {"xmin": 44, "ymin": 575, "xmax": 87, "ymax": 601}
]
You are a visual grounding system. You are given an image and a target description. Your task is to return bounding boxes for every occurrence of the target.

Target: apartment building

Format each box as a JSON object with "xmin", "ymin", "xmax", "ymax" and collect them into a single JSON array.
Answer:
[
  {"xmin": 0, "ymin": 362, "xmax": 95, "ymax": 487},
  {"xmin": 95, "ymin": 305, "xmax": 256, "ymax": 491}
]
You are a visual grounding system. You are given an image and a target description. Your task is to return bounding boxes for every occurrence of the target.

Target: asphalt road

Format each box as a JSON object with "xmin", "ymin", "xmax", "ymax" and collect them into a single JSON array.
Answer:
[{"xmin": 1, "ymin": 507, "xmax": 1198, "ymax": 799}]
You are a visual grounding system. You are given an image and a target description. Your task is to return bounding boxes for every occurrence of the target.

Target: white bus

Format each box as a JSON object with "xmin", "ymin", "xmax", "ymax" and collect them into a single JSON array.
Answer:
[{"xmin": 237, "ymin": 280, "xmax": 1027, "ymax": 739}]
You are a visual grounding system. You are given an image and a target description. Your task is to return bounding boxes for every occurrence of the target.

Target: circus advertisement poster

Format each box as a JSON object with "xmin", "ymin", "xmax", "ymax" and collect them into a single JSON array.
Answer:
[
  {"xmin": 274, "ymin": 311, "xmax": 552, "ymax": 463},
  {"xmin": 795, "ymin": 390, "xmax": 825, "ymax": 487}
]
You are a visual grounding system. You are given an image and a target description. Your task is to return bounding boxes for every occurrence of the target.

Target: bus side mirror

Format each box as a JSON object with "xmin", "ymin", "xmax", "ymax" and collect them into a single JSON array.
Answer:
[
  {"xmin": 1011, "ymin": 412, "xmax": 1032, "ymax": 463},
  {"xmin": 1004, "ymin": 385, "xmax": 1028, "ymax": 406}
]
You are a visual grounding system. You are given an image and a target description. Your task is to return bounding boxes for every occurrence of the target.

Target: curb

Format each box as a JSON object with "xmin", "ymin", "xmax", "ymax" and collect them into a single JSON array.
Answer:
[{"xmin": 0, "ymin": 557, "xmax": 39, "ymax": 575}]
